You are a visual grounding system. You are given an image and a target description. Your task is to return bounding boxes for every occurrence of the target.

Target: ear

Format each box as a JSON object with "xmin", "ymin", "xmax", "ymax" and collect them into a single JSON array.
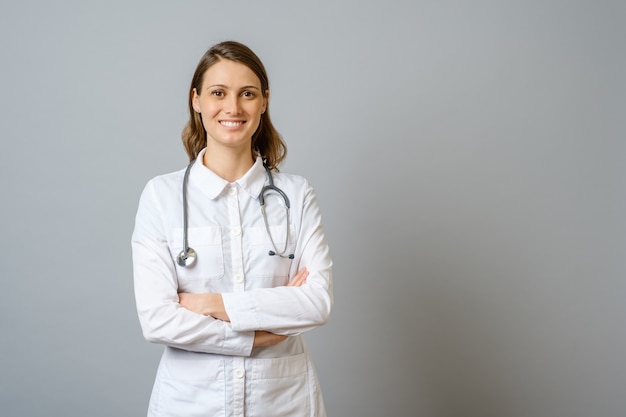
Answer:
[
  {"xmin": 192, "ymin": 88, "xmax": 201, "ymax": 113},
  {"xmin": 262, "ymin": 89, "xmax": 269, "ymax": 114}
]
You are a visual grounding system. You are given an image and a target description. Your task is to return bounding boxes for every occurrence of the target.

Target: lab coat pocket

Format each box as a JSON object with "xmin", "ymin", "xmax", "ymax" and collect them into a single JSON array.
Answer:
[
  {"xmin": 247, "ymin": 353, "xmax": 311, "ymax": 417},
  {"xmin": 170, "ymin": 227, "xmax": 224, "ymax": 281},
  {"xmin": 152, "ymin": 356, "xmax": 225, "ymax": 417},
  {"xmin": 246, "ymin": 225, "xmax": 296, "ymax": 284}
]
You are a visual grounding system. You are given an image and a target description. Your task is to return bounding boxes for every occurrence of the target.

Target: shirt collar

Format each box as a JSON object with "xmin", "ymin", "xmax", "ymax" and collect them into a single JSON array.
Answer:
[{"xmin": 189, "ymin": 149, "xmax": 267, "ymax": 200}]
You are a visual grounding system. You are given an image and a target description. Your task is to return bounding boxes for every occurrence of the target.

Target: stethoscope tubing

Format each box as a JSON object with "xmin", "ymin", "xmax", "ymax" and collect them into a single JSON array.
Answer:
[
  {"xmin": 177, "ymin": 159, "xmax": 197, "ymax": 267},
  {"xmin": 177, "ymin": 159, "xmax": 294, "ymax": 268}
]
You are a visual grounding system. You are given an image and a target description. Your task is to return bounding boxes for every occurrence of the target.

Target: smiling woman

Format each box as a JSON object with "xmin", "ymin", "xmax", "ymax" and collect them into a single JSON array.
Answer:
[
  {"xmin": 131, "ymin": 41, "xmax": 334, "ymax": 417},
  {"xmin": 182, "ymin": 41, "xmax": 285, "ymax": 173},
  {"xmin": 192, "ymin": 59, "xmax": 268, "ymax": 174}
]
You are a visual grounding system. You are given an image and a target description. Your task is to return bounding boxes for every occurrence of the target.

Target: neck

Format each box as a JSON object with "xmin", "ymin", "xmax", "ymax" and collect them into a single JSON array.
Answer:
[{"xmin": 202, "ymin": 146, "xmax": 255, "ymax": 182}]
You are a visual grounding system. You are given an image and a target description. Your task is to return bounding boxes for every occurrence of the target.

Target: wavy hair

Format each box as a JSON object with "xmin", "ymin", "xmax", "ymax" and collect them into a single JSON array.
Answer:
[{"xmin": 181, "ymin": 41, "xmax": 286, "ymax": 170}]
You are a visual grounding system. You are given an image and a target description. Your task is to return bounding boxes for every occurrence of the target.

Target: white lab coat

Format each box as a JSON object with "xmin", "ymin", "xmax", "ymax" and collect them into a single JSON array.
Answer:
[{"xmin": 132, "ymin": 151, "xmax": 333, "ymax": 417}]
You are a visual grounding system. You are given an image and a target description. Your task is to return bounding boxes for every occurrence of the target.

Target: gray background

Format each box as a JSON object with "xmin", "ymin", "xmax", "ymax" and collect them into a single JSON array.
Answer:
[{"xmin": 1, "ymin": 1, "xmax": 624, "ymax": 416}]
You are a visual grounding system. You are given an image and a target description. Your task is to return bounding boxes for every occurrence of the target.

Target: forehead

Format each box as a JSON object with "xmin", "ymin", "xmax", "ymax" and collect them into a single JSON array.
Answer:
[{"xmin": 201, "ymin": 59, "xmax": 262, "ymax": 88}]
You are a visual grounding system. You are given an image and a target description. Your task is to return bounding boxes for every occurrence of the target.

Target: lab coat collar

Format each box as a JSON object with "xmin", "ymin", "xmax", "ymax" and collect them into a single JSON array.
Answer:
[{"xmin": 189, "ymin": 149, "xmax": 266, "ymax": 200}]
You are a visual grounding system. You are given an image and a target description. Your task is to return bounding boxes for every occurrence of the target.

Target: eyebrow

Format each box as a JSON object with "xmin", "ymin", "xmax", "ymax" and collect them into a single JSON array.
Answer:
[{"xmin": 206, "ymin": 84, "xmax": 261, "ymax": 90}]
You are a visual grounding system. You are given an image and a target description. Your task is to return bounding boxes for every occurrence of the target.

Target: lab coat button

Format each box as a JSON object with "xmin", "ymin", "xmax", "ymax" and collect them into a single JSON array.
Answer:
[
  {"xmin": 232, "ymin": 227, "xmax": 241, "ymax": 236},
  {"xmin": 229, "ymin": 187, "xmax": 237, "ymax": 196},
  {"xmin": 235, "ymin": 274, "xmax": 243, "ymax": 283},
  {"xmin": 234, "ymin": 369, "xmax": 245, "ymax": 378}
]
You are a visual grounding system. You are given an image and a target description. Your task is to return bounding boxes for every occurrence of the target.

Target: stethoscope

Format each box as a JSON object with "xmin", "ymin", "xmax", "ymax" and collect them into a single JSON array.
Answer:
[{"xmin": 176, "ymin": 159, "xmax": 294, "ymax": 268}]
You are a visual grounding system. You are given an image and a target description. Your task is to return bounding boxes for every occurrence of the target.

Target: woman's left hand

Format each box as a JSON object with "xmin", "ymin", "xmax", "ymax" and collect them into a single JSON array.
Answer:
[{"xmin": 287, "ymin": 267, "xmax": 309, "ymax": 287}]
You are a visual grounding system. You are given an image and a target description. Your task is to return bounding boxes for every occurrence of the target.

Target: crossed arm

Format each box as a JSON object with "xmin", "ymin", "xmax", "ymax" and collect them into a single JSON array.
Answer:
[
  {"xmin": 178, "ymin": 268, "xmax": 310, "ymax": 347},
  {"xmin": 133, "ymin": 179, "xmax": 332, "ymax": 354}
]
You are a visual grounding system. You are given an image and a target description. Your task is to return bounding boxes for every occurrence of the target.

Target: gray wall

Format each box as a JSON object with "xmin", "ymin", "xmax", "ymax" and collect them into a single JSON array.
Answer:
[{"xmin": 1, "ymin": 1, "xmax": 624, "ymax": 416}]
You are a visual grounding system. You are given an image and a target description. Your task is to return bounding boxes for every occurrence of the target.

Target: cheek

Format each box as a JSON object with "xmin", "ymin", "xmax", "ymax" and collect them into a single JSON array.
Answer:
[
  {"xmin": 199, "ymin": 101, "xmax": 220, "ymax": 117},
  {"xmin": 198, "ymin": 111, "xmax": 217, "ymax": 131},
  {"xmin": 248, "ymin": 103, "xmax": 265, "ymax": 118},
  {"xmin": 248, "ymin": 112, "xmax": 263, "ymax": 130}
]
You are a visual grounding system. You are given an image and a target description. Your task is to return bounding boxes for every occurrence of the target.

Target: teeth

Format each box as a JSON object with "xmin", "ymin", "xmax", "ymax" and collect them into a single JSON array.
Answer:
[{"xmin": 221, "ymin": 121, "xmax": 243, "ymax": 127}]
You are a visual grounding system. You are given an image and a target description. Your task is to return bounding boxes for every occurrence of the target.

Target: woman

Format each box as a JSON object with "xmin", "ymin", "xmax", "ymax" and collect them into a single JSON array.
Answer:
[{"xmin": 131, "ymin": 41, "xmax": 333, "ymax": 417}]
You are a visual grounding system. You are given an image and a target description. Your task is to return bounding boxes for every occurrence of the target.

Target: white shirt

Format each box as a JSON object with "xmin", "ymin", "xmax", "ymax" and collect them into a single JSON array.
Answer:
[{"xmin": 132, "ymin": 150, "xmax": 333, "ymax": 417}]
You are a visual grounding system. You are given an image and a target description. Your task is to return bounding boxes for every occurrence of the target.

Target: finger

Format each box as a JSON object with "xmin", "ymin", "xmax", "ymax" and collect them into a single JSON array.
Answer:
[
  {"xmin": 289, "ymin": 268, "xmax": 309, "ymax": 287},
  {"xmin": 287, "ymin": 270, "xmax": 303, "ymax": 286},
  {"xmin": 293, "ymin": 269, "xmax": 307, "ymax": 285}
]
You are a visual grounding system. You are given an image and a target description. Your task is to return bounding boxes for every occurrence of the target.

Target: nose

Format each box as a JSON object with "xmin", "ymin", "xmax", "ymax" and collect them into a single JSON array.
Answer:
[{"xmin": 224, "ymin": 95, "xmax": 241, "ymax": 115}]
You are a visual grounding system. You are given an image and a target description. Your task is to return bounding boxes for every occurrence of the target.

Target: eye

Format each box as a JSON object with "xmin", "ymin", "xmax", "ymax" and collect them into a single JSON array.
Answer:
[
  {"xmin": 242, "ymin": 90, "xmax": 256, "ymax": 98},
  {"xmin": 210, "ymin": 90, "xmax": 224, "ymax": 97}
]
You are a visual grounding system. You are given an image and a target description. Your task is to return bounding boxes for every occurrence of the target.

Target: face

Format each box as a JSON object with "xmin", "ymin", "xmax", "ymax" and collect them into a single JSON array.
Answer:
[{"xmin": 192, "ymin": 59, "xmax": 268, "ymax": 153}]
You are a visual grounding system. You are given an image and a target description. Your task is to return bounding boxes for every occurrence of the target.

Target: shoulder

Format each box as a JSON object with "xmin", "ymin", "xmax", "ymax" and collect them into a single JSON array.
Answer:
[
  {"xmin": 273, "ymin": 171, "xmax": 312, "ymax": 189},
  {"xmin": 272, "ymin": 171, "xmax": 318, "ymax": 197},
  {"xmin": 144, "ymin": 167, "xmax": 186, "ymax": 190},
  {"xmin": 138, "ymin": 167, "xmax": 186, "ymax": 204},
  {"xmin": 271, "ymin": 171, "xmax": 321, "ymax": 206}
]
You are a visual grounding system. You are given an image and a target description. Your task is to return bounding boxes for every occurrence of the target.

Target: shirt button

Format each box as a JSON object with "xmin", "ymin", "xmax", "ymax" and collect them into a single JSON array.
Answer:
[
  {"xmin": 234, "ymin": 369, "xmax": 245, "ymax": 379},
  {"xmin": 229, "ymin": 187, "xmax": 237, "ymax": 196},
  {"xmin": 235, "ymin": 274, "xmax": 243, "ymax": 283},
  {"xmin": 232, "ymin": 227, "xmax": 241, "ymax": 236}
]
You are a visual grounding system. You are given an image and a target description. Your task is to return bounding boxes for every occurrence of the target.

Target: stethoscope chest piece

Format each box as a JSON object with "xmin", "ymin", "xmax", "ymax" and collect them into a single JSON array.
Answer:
[{"xmin": 177, "ymin": 247, "xmax": 197, "ymax": 267}]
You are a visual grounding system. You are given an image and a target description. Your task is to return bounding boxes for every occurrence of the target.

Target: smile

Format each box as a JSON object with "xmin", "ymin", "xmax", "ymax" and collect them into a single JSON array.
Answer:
[{"xmin": 220, "ymin": 120, "xmax": 245, "ymax": 127}]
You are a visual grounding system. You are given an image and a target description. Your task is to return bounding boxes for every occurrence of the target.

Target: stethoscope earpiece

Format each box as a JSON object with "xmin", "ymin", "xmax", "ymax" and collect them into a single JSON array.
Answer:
[{"xmin": 268, "ymin": 250, "xmax": 295, "ymax": 259}]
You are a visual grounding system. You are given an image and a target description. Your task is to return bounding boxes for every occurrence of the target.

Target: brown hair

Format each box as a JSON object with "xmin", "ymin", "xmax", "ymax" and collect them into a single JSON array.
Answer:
[{"xmin": 181, "ymin": 41, "xmax": 286, "ymax": 169}]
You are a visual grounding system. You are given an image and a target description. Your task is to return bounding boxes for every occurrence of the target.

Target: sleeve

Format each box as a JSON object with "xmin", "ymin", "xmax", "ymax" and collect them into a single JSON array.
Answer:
[
  {"xmin": 131, "ymin": 179, "xmax": 255, "ymax": 356},
  {"xmin": 221, "ymin": 180, "xmax": 333, "ymax": 336}
]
